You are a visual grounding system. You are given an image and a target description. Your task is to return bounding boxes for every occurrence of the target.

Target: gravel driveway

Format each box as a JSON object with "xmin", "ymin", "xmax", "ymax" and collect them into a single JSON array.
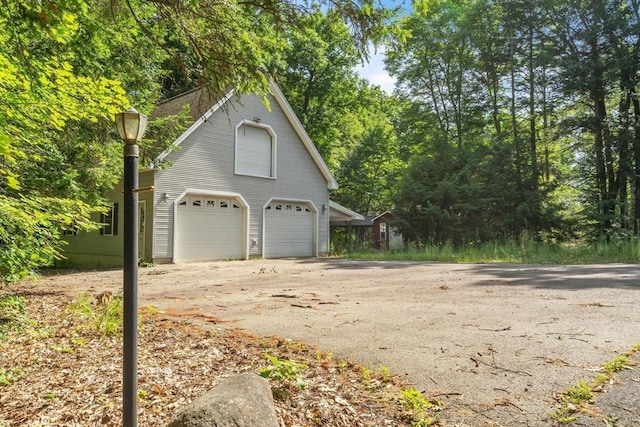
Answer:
[{"xmin": 41, "ymin": 258, "xmax": 640, "ymax": 426}]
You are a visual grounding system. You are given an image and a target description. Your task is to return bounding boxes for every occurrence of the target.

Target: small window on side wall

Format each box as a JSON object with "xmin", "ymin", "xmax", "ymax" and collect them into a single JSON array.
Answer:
[
  {"xmin": 100, "ymin": 203, "xmax": 118, "ymax": 236},
  {"xmin": 63, "ymin": 226, "xmax": 78, "ymax": 236},
  {"xmin": 380, "ymin": 223, "xmax": 387, "ymax": 241}
]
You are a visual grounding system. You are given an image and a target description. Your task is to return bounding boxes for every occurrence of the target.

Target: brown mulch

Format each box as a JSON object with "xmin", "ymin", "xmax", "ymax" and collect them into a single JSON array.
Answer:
[{"xmin": 0, "ymin": 289, "xmax": 417, "ymax": 426}]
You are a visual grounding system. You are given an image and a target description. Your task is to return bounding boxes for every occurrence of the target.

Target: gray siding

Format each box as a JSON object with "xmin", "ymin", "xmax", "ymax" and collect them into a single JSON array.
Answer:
[{"xmin": 153, "ymin": 92, "xmax": 330, "ymax": 260}]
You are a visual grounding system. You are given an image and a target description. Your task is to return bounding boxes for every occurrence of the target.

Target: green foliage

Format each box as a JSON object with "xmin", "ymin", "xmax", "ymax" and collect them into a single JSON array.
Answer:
[
  {"xmin": 141, "ymin": 105, "xmax": 192, "ymax": 167},
  {"xmin": 548, "ymin": 345, "xmax": 640, "ymax": 424},
  {"xmin": 0, "ymin": 196, "xmax": 98, "ymax": 284},
  {"xmin": 398, "ymin": 387, "xmax": 441, "ymax": 426},
  {"xmin": 547, "ymin": 407, "xmax": 579, "ymax": 424},
  {"xmin": 387, "ymin": 0, "xmax": 640, "ymax": 244},
  {"xmin": 64, "ymin": 292, "xmax": 124, "ymax": 337},
  {"xmin": 378, "ymin": 365, "xmax": 392, "ymax": 381},
  {"xmin": 0, "ymin": 294, "xmax": 27, "ymax": 338},
  {"xmin": 0, "ymin": 367, "xmax": 26, "ymax": 386},
  {"xmin": 278, "ymin": 10, "xmax": 402, "ymax": 215},
  {"xmin": 563, "ymin": 381, "xmax": 593, "ymax": 406},
  {"xmin": 603, "ymin": 356, "xmax": 629, "ymax": 376},
  {"xmin": 259, "ymin": 351, "xmax": 308, "ymax": 390}
]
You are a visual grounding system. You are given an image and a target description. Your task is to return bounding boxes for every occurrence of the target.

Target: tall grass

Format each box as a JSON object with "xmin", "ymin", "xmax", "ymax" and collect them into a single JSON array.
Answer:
[{"xmin": 341, "ymin": 238, "xmax": 640, "ymax": 264}]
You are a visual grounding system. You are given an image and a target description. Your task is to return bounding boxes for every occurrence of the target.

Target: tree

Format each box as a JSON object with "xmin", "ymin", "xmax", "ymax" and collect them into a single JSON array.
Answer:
[
  {"xmin": 277, "ymin": 10, "xmax": 403, "ymax": 214},
  {"xmin": 387, "ymin": 0, "xmax": 573, "ymax": 244},
  {"xmin": 546, "ymin": 0, "xmax": 640, "ymax": 239}
]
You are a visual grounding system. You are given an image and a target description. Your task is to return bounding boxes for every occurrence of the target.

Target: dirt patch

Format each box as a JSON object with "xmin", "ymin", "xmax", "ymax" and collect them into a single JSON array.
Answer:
[{"xmin": 26, "ymin": 259, "xmax": 640, "ymax": 425}]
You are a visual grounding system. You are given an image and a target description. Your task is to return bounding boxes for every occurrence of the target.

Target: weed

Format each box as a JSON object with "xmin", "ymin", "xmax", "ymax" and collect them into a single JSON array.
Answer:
[
  {"xmin": 592, "ymin": 373, "xmax": 610, "ymax": 388},
  {"xmin": 137, "ymin": 389, "xmax": 150, "ymax": 401},
  {"xmin": 65, "ymin": 292, "xmax": 124, "ymax": 336},
  {"xmin": 71, "ymin": 337, "xmax": 85, "ymax": 347},
  {"xmin": 144, "ymin": 305, "xmax": 161, "ymax": 316},
  {"xmin": 51, "ymin": 344, "xmax": 74, "ymax": 353},
  {"xmin": 27, "ymin": 325, "xmax": 56, "ymax": 339},
  {"xmin": 259, "ymin": 351, "xmax": 308, "ymax": 390},
  {"xmin": 563, "ymin": 381, "xmax": 593, "ymax": 405},
  {"xmin": 360, "ymin": 366, "xmax": 371, "ymax": 384},
  {"xmin": 378, "ymin": 365, "xmax": 392, "ymax": 381},
  {"xmin": 342, "ymin": 238, "xmax": 640, "ymax": 265},
  {"xmin": 547, "ymin": 405, "xmax": 579, "ymax": 424},
  {"xmin": 281, "ymin": 339, "xmax": 306, "ymax": 354},
  {"xmin": 548, "ymin": 345, "xmax": 640, "ymax": 424},
  {"xmin": 97, "ymin": 295, "xmax": 123, "ymax": 336},
  {"xmin": 0, "ymin": 367, "xmax": 25, "ymax": 386},
  {"xmin": 604, "ymin": 415, "xmax": 619, "ymax": 426},
  {"xmin": 398, "ymin": 387, "xmax": 441, "ymax": 426},
  {"xmin": 603, "ymin": 356, "xmax": 628, "ymax": 375},
  {"xmin": 0, "ymin": 294, "xmax": 27, "ymax": 338},
  {"xmin": 315, "ymin": 350, "xmax": 333, "ymax": 361}
]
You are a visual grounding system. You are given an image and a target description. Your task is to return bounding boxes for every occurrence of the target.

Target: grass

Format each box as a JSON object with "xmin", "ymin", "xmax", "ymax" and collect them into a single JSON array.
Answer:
[
  {"xmin": 64, "ymin": 292, "xmax": 125, "ymax": 336},
  {"xmin": 340, "ymin": 238, "xmax": 640, "ymax": 264},
  {"xmin": 547, "ymin": 344, "xmax": 640, "ymax": 424}
]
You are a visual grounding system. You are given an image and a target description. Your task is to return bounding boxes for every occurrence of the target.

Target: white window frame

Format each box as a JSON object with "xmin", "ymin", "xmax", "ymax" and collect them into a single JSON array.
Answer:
[
  {"xmin": 380, "ymin": 223, "xmax": 387, "ymax": 242},
  {"xmin": 234, "ymin": 120, "xmax": 277, "ymax": 179},
  {"xmin": 100, "ymin": 203, "xmax": 118, "ymax": 236}
]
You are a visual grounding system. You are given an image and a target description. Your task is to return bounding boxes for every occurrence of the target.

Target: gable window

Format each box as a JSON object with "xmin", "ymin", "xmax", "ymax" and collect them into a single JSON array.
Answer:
[
  {"xmin": 100, "ymin": 203, "xmax": 118, "ymax": 236},
  {"xmin": 235, "ymin": 121, "xmax": 276, "ymax": 178}
]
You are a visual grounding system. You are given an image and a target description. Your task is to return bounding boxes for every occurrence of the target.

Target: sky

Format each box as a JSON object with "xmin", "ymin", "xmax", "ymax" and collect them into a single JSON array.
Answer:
[{"xmin": 354, "ymin": 47, "xmax": 397, "ymax": 94}]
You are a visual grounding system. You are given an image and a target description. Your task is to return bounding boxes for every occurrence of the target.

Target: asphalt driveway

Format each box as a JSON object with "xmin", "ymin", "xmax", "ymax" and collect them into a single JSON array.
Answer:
[{"xmin": 42, "ymin": 258, "xmax": 640, "ymax": 426}]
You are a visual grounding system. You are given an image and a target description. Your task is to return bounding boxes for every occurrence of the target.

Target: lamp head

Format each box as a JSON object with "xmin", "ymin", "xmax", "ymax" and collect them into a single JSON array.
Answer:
[{"xmin": 115, "ymin": 108, "xmax": 148, "ymax": 144}]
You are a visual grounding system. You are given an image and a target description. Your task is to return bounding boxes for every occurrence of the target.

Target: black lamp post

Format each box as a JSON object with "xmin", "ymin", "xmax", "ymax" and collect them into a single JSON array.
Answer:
[{"xmin": 114, "ymin": 107, "xmax": 147, "ymax": 427}]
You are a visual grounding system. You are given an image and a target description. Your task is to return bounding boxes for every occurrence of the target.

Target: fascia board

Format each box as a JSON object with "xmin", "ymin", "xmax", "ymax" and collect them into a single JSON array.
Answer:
[{"xmin": 269, "ymin": 81, "xmax": 339, "ymax": 190}]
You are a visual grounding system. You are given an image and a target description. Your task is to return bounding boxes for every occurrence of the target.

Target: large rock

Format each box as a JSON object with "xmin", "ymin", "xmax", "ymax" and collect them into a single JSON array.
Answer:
[{"xmin": 166, "ymin": 373, "xmax": 279, "ymax": 427}]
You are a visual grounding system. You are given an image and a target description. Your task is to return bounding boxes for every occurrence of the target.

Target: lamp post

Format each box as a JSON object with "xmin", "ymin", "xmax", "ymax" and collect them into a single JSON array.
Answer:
[{"xmin": 115, "ymin": 107, "xmax": 147, "ymax": 427}]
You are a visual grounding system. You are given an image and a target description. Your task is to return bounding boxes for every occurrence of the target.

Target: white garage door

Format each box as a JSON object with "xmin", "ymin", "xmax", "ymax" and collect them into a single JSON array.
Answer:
[
  {"xmin": 264, "ymin": 201, "xmax": 315, "ymax": 258},
  {"xmin": 175, "ymin": 196, "xmax": 244, "ymax": 261}
]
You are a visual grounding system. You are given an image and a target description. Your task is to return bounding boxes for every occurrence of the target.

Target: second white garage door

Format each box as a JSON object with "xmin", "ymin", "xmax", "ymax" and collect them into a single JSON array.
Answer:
[
  {"xmin": 175, "ymin": 195, "xmax": 245, "ymax": 261},
  {"xmin": 264, "ymin": 201, "xmax": 315, "ymax": 258}
]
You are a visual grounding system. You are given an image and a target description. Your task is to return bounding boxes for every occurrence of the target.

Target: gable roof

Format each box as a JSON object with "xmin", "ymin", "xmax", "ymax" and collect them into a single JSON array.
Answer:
[
  {"xmin": 331, "ymin": 211, "xmax": 393, "ymax": 227},
  {"xmin": 150, "ymin": 81, "xmax": 338, "ymax": 190},
  {"xmin": 371, "ymin": 211, "xmax": 392, "ymax": 221}
]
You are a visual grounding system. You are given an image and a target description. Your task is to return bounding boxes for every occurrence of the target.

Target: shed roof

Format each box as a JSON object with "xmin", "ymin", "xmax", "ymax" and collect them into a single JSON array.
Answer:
[{"xmin": 329, "ymin": 201, "xmax": 364, "ymax": 222}]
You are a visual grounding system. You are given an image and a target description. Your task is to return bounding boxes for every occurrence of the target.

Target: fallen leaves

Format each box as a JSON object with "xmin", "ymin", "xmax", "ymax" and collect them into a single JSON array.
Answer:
[{"xmin": 0, "ymin": 289, "xmax": 412, "ymax": 426}]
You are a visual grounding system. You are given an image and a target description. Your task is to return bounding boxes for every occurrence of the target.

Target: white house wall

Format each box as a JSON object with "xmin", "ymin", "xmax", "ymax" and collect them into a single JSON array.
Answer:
[{"xmin": 152, "ymin": 92, "xmax": 330, "ymax": 260}]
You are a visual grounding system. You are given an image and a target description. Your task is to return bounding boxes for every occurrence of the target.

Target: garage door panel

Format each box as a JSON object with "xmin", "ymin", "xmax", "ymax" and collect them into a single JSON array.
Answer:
[
  {"xmin": 264, "ymin": 202, "xmax": 314, "ymax": 258},
  {"xmin": 176, "ymin": 197, "xmax": 244, "ymax": 261}
]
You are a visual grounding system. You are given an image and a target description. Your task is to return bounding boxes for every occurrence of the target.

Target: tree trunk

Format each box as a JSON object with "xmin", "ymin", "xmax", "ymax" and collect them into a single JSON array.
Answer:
[{"xmin": 633, "ymin": 95, "xmax": 640, "ymax": 235}]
